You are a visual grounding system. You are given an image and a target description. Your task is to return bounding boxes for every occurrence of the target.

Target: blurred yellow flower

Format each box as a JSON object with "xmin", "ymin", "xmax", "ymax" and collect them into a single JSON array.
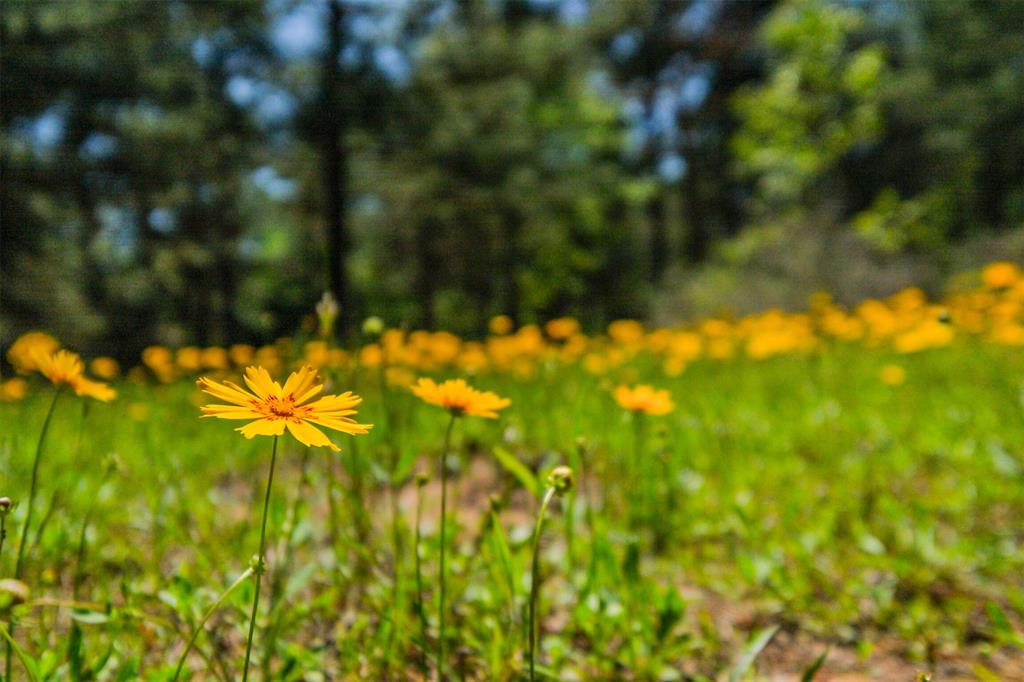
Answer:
[
  {"xmin": 0, "ymin": 378, "xmax": 28, "ymax": 401},
  {"xmin": 31, "ymin": 349, "xmax": 116, "ymax": 401},
  {"xmin": 411, "ymin": 378, "xmax": 510, "ymax": 419},
  {"xmin": 489, "ymin": 315, "xmax": 514, "ymax": 335},
  {"xmin": 6, "ymin": 332, "xmax": 60, "ymax": 374},
  {"xmin": 614, "ymin": 384, "xmax": 674, "ymax": 416},
  {"xmin": 545, "ymin": 317, "xmax": 580, "ymax": 340},
  {"xmin": 90, "ymin": 356, "xmax": 120, "ymax": 380},
  {"xmin": 197, "ymin": 365, "xmax": 371, "ymax": 452},
  {"xmin": 879, "ymin": 364, "xmax": 906, "ymax": 386},
  {"xmin": 982, "ymin": 261, "xmax": 1020, "ymax": 290}
]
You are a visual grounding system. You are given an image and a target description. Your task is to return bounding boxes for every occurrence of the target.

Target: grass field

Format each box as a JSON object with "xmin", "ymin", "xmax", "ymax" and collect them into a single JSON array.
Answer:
[{"xmin": 2, "ymin": 265, "xmax": 1024, "ymax": 681}]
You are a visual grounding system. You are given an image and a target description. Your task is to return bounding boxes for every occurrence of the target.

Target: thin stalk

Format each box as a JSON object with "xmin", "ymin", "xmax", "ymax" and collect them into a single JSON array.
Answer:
[
  {"xmin": 0, "ymin": 514, "xmax": 7, "ymax": 566},
  {"xmin": 173, "ymin": 566, "xmax": 255, "ymax": 681},
  {"xmin": 414, "ymin": 476, "xmax": 428, "ymax": 635},
  {"xmin": 436, "ymin": 413, "xmax": 457, "ymax": 680},
  {"xmin": 0, "ymin": 622, "xmax": 36, "ymax": 682},
  {"xmin": 528, "ymin": 487, "xmax": 556, "ymax": 682},
  {"xmin": 5, "ymin": 387, "xmax": 60, "ymax": 681},
  {"xmin": 261, "ymin": 446, "xmax": 312, "ymax": 680},
  {"xmin": 13, "ymin": 387, "xmax": 60, "ymax": 579},
  {"xmin": 242, "ymin": 435, "xmax": 279, "ymax": 682}
]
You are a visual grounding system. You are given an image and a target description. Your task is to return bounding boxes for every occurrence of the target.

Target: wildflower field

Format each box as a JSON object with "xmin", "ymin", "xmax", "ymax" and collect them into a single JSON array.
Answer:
[{"xmin": 2, "ymin": 263, "xmax": 1024, "ymax": 681}]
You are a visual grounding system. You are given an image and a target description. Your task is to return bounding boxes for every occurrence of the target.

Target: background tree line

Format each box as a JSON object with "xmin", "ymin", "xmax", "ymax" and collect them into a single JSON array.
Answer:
[{"xmin": 2, "ymin": 0, "xmax": 1022, "ymax": 360}]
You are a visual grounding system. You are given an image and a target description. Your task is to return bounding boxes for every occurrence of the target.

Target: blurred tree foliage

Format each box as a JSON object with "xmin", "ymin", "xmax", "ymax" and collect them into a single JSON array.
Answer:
[{"xmin": 2, "ymin": 0, "xmax": 1022, "ymax": 359}]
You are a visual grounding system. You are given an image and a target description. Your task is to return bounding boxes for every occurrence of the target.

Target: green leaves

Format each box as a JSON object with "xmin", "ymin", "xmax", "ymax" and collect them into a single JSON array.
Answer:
[
  {"xmin": 728, "ymin": 625, "xmax": 779, "ymax": 682},
  {"xmin": 493, "ymin": 446, "xmax": 541, "ymax": 497}
]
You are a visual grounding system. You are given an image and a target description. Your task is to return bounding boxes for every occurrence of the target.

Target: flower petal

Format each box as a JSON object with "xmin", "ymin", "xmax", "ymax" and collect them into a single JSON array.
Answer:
[
  {"xmin": 237, "ymin": 418, "xmax": 287, "ymax": 439},
  {"xmin": 243, "ymin": 366, "xmax": 278, "ymax": 400},
  {"xmin": 200, "ymin": 405, "xmax": 264, "ymax": 420},
  {"xmin": 286, "ymin": 419, "xmax": 340, "ymax": 451},
  {"xmin": 197, "ymin": 377, "xmax": 257, "ymax": 407}
]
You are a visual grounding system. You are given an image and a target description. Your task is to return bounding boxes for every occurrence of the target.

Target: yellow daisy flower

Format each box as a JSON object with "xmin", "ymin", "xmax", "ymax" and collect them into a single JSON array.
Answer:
[
  {"xmin": 31, "ymin": 349, "xmax": 116, "ymax": 402},
  {"xmin": 614, "ymin": 384, "xmax": 674, "ymax": 416},
  {"xmin": 411, "ymin": 377, "xmax": 510, "ymax": 418},
  {"xmin": 197, "ymin": 365, "xmax": 371, "ymax": 451}
]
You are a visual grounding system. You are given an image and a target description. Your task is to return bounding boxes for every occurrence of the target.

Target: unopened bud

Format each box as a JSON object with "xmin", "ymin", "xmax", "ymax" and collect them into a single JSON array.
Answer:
[
  {"xmin": 0, "ymin": 579, "xmax": 29, "ymax": 608},
  {"xmin": 249, "ymin": 554, "xmax": 267, "ymax": 576},
  {"xmin": 547, "ymin": 466, "xmax": 574, "ymax": 495},
  {"xmin": 316, "ymin": 292, "xmax": 340, "ymax": 339},
  {"xmin": 362, "ymin": 316, "xmax": 385, "ymax": 338},
  {"xmin": 0, "ymin": 497, "xmax": 11, "ymax": 515}
]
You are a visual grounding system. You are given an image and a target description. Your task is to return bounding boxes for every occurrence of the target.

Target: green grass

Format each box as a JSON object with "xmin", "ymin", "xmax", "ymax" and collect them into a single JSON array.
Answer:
[{"xmin": 1, "ymin": 340, "xmax": 1022, "ymax": 680}]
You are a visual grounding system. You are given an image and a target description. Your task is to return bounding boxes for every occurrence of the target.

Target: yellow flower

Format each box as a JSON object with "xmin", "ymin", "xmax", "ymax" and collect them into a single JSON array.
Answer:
[
  {"xmin": 879, "ymin": 364, "xmax": 906, "ymax": 386},
  {"xmin": 1, "ymin": 378, "xmax": 28, "ymax": 402},
  {"xmin": 614, "ymin": 384, "xmax": 674, "ymax": 416},
  {"xmin": 982, "ymin": 261, "xmax": 1020, "ymax": 290},
  {"xmin": 90, "ymin": 356, "xmax": 120, "ymax": 380},
  {"xmin": 411, "ymin": 378, "xmax": 510, "ymax": 419},
  {"xmin": 6, "ymin": 332, "xmax": 60, "ymax": 374},
  {"xmin": 544, "ymin": 317, "xmax": 580, "ymax": 340},
  {"xmin": 489, "ymin": 315, "xmax": 514, "ymax": 336},
  {"xmin": 197, "ymin": 365, "xmax": 371, "ymax": 452},
  {"xmin": 31, "ymin": 349, "xmax": 116, "ymax": 401}
]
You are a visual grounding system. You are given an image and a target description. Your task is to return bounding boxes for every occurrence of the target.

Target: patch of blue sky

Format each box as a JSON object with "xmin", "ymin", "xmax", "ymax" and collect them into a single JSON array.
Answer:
[
  {"xmin": 675, "ymin": 0, "xmax": 722, "ymax": 38},
  {"xmin": 271, "ymin": 1, "xmax": 327, "ymax": 59},
  {"xmin": 80, "ymin": 132, "xmax": 118, "ymax": 161},
  {"xmin": 148, "ymin": 207, "xmax": 177, "ymax": 234},
  {"xmin": 658, "ymin": 152, "xmax": 687, "ymax": 183},
  {"xmin": 250, "ymin": 165, "xmax": 297, "ymax": 201},
  {"xmin": 375, "ymin": 44, "xmax": 412, "ymax": 85}
]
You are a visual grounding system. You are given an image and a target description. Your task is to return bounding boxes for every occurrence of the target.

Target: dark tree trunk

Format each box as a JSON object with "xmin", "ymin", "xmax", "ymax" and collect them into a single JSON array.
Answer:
[
  {"xmin": 415, "ymin": 216, "xmax": 439, "ymax": 329},
  {"xmin": 682, "ymin": 141, "xmax": 708, "ymax": 262},
  {"xmin": 648, "ymin": 193, "xmax": 668, "ymax": 283},
  {"xmin": 500, "ymin": 207, "xmax": 521, "ymax": 321},
  {"xmin": 322, "ymin": 0, "xmax": 350, "ymax": 326}
]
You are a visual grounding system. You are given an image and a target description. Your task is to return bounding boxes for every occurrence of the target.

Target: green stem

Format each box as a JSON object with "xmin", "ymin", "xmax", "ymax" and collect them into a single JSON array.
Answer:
[
  {"xmin": 414, "ymin": 478, "xmax": 428, "ymax": 635},
  {"xmin": 261, "ymin": 446, "xmax": 311, "ymax": 680},
  {"xmin": 436, "ymin": 413, "xmax": 457, "ymax": 681},
  {"xmin": 173, "ymin": 566, "xmax": 255, "ymax": 681},
  {"xmin": 5, "ymin": 387, "xmax": 60, "ymax": 682},
  {"xmin": 0, "ymin": 515, "xmax": 7, "ymax": 567},
  {"xmin": 528, "ymin": 487, "xmax": 555, "ymax": 682},
  {"xmin": 13, "ymin": 387, "xmax": 60, "ymax": 580},
  {"xmin": 242, "ymin": 435, "xmax": 279, "ymax": 682},
  {"xmin": 0, "ymin": 622, "xmax": 36, "ymax": 682}
]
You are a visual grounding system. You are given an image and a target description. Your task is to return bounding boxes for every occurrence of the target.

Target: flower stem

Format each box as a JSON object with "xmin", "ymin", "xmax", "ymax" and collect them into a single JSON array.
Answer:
[
  {"xmin": 13, "ymin": 387, "xmax": 61, "ymax": 580},
  {"xmin": 174, "ymin": 566, "xmax": 255, "ymax": 681},
  {"xmin": 0, "ymin": 515, "xmax": 7, "ymax": 568},
  {"xmin": 436, "ymin": 413, "xmax": 456, "ymax": 681},
  {"xmin": 528, "ymin": 487, "xmax": 555, "ymax": 682},
  {"xmin": 5, "ymin": 387, "xmax": 60, "ymax": 682},
  {"xmin": 414, "ymin": 476, "xmax": 428, "ymax": 635},
  {"xmin": 242, "ymin": 435, "xmax": 279, "ymax": 682}
]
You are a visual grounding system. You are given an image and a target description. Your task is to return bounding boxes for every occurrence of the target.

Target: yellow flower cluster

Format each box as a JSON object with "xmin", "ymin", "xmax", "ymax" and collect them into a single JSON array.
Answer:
[{"xmin": 4, "ymin": 261, "xmax": 1023, "ymax": 400}]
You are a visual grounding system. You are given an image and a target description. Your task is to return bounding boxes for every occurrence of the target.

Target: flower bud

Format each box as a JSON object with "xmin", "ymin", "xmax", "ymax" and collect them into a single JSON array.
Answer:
[
  {"xmin": 362, "ymin": 316, "xmax": 385, "ymax": 338},
  {"xmin": 249, "ymin": 553, "xmax": 267, "ymax": 575},
  {"xmin": 547, "ymin": 466, "xmax": 574, "ymax": 495},
  {"xmin": 0, "ymin": 579, "xmax": 29, "ymax": 608},
  {"xmin": 0, "ymin": 497, "xmax": 11, "ymax": 515},
  {"xmin": 316, "ymin": 292, "xmax": 340, "ymax": 339}
]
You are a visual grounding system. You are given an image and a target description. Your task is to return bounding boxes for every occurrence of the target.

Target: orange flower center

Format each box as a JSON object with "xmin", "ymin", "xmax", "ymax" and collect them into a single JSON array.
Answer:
[{"xmin": 263, "ymin": 395, "xmax": 296, "ymax": 418}]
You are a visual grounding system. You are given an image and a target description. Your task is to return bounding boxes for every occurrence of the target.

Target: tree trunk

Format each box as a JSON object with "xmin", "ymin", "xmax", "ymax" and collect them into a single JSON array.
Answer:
[
  {"xmin": 648, "ymin": 193, "xmax": 668, "ymax": 283},
  {"xmin": 322, "ymin": 0, "xmax": 350, "ymax": 326}
]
